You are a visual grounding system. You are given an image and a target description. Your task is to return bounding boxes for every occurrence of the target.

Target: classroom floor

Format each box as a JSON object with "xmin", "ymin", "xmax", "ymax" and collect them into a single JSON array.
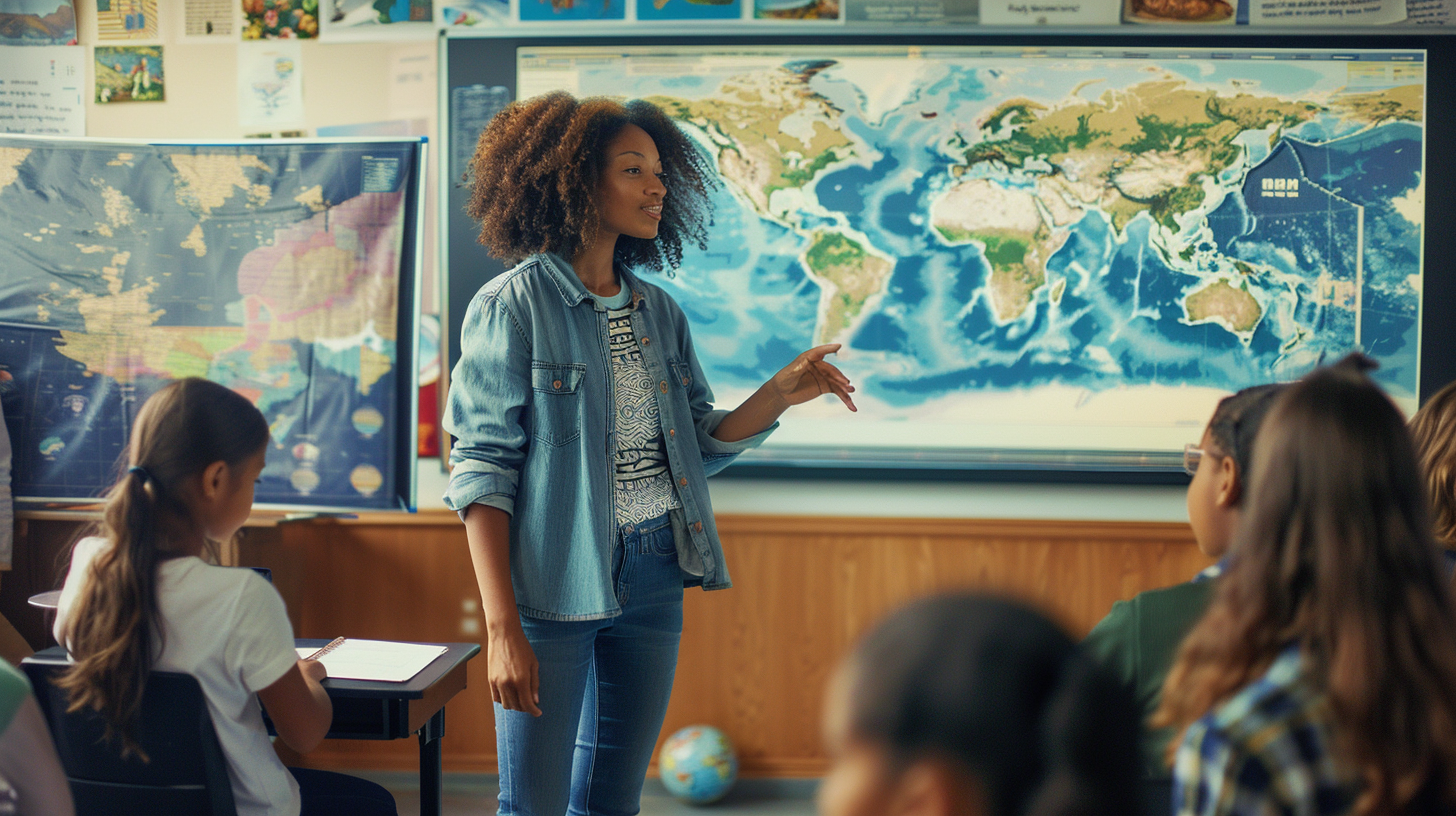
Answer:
[{"xmin": 362, "ymin": 772, "xmax": 819, "ymax": 816}]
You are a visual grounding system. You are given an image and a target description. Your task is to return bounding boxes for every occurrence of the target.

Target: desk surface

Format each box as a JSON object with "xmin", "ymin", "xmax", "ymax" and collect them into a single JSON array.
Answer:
[{"xmin": 294, "ymin": 639, "xmax": 480, "ymax": 699}]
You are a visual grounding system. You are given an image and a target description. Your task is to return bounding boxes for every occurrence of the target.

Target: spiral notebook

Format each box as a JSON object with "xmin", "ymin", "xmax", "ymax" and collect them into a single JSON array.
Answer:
[{"xmin": 295, "ymin": 638, "xmax": 448, "ymax": 683}]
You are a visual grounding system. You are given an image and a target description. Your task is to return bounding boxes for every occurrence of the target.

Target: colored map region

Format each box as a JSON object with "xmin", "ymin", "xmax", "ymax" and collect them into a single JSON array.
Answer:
[
  {"xmin": 522, "ymin": 46, "xmax": 1424, "ymax": 458},
  {"xmin": 0, "ymin": 138, "xmax": 419, "ymax": 507}
]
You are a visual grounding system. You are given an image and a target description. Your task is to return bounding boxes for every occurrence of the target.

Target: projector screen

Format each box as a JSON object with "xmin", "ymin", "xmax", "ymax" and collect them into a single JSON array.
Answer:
[{"xmin": 444, "ymin": 32, "xmax": 1451, "ymax": 477}]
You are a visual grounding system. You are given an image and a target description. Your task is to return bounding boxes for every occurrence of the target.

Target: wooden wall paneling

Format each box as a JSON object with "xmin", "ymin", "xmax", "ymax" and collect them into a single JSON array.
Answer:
[{"xmin": 244, "ymin": 512, "xmax": 1208, "ymax": 778}]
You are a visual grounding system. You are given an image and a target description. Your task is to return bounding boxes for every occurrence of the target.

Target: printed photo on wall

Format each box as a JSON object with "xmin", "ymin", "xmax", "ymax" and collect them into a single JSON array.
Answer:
[
  {"xmin": 95, "ymin": 0, "xmax": 160, "ymax": 40},
  {"xmin": 754, "ymin": 0, "xmax": 840, "ymax": 21},
  {"xmin": 94, "ymin": 45, "xmax": 163, "ymax": 102},
  {"xmin": 439, "ymin": 0, "xmax": 509, "ymax": 25},
  {"xmin": 518, "ymin": 0, "xmax": 625, "ymax": 23},
  {"xmin": 323, "ymin": 0, "xmax": 436, "ymax": 34},
  {"xmin": 243, "ymin": 0, "xmax": 320, "ymax": 38},
  {"xmin": 638, "ymin": 0, "xmax": 742, "ymax": 22},
  {"xmin": 1122, "ymin": 0, "xmax": 1237, "ymax": 23},
  {"xmin": 0, "ymin": 0, "xmax": 77, "ymax": 44}
]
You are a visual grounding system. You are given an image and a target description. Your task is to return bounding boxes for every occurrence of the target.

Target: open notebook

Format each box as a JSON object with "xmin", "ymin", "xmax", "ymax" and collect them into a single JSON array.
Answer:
[{"xmin": 295, "ymin": 638, "xmax": 448, "ymax": 683}]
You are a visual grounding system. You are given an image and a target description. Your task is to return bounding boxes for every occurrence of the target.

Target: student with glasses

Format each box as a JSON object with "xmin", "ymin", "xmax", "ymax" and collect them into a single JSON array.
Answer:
[{"xmin": 1083, "ymin": 382, "xmax": 1286, "ymax": 778}]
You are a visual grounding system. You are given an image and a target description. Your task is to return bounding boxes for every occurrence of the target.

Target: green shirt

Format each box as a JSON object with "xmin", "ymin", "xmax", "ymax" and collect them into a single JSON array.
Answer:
[
  {"xmin": 1083, "ymin": 577, "xmax": 1216, "ymax": 778},
  {"xmin": 0, "ymin": 657, "xmax": 32, "ymax": 734}
]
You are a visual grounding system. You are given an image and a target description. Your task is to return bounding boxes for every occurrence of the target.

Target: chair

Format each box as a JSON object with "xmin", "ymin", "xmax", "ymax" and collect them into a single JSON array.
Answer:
[{"xmin": 21, "ymin": 652, "xmax": 237, "ymax": 816}]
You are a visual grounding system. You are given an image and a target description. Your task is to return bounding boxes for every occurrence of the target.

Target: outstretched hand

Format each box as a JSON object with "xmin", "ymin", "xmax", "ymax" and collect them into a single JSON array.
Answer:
[{"xmin": 768, "ymin": 344, "xmax": 857, "ymax": 413}]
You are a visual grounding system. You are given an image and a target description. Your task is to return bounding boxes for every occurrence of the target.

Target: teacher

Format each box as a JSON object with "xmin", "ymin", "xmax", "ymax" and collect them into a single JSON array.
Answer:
[{"xmin": 442, "ymin": 92, "xmax": 857, "ymax": 815}]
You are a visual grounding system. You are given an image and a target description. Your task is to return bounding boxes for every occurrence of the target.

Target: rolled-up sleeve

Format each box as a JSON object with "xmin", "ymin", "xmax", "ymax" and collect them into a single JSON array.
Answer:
[
  {"xmin": 673, "ymin": 303, "xmax": 775, "ymax": 478},
  {"xmin": 443, "ymin": 291, "xmax": 532, "ymax": 516}
]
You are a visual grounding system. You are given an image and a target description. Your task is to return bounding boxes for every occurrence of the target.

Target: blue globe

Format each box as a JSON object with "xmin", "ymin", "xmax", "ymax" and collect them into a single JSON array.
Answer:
[{"xmin": 659, "ymin": 725, "xmax": 738, "ymax": 804}]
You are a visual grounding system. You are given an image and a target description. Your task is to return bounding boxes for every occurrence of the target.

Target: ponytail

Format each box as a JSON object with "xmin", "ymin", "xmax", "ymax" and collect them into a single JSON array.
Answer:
[{"xmin": 55, "ymin": 378, "xmax": 270, "ymax": 759}]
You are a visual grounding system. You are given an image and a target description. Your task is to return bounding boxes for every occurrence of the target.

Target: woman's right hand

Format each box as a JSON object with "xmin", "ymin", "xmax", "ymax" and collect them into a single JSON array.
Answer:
[{"xmin": 488, "ymin": 621, "xmax": 541, "ymax": 716}]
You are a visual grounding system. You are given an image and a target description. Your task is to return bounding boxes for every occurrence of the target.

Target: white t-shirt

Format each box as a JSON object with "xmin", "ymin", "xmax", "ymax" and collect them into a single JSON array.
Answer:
[{"xmin": 54, "ymin": 537, "xmax": 301, "ymax": 816}]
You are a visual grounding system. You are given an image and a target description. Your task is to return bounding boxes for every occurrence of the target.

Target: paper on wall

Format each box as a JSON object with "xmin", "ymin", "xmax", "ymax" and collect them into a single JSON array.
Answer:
[
  {"xmin": 238, "ymin": 41, "xmax": 305, "ymax": 131},
  {"xmin": 1408, "ymin": 0, "xmax": 1452, "ymax": 23},
  {"xmin": 182, "ymin": 0, "xmax": 236, "ymax": 38},
  {"xmin": 980, "ymin": 1, "xmax": 1120, "ymax": 23},
  {"xmin": 0, "ymin": 46, "xmax": 84, "ymax": 136},
  {"xmin": 388, "ymin": 42, "xmax": 437, "ymax": 119},
  {"xmin": 1250, "ymin": 0, "xmax": 1406, "ymax": 24}
]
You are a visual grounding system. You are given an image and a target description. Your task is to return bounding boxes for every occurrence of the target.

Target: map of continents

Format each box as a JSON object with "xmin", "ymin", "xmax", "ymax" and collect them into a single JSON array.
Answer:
[
  {"xmin": 0, "ymin": 138, "xmax": 417, "ymax": 508},
  {"xmin": 538, "ymin": 47, "xmax": 1423, "ymax": 455}
]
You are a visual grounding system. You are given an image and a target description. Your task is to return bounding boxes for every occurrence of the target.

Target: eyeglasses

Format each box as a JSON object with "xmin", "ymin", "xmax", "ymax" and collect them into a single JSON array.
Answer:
[{"xmin": 1183, "ymin": 443, "xmax": 1204, "ymax": 477}]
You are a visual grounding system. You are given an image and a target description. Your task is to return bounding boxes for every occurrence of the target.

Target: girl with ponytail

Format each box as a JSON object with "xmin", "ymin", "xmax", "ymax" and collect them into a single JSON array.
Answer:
[
  {"xmin": 817, "ymin": 593, "xmax": 1141, "ymax": 816},
  {"xmin": 51, "ymin": 377, "xmax": 396, "ymax": 816}
]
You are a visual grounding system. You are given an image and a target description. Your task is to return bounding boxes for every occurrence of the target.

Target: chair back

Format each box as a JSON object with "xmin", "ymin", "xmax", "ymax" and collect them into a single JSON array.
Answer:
[{"xmin": 21, "ymin": 655, "xmax": 237, "ymax": 816}]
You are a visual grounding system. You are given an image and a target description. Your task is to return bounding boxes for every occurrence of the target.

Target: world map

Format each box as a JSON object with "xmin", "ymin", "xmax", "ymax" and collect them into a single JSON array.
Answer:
[
  {"xmin": 0, "ymin": 138, "xmax": 419, "ymax": 508},
  {"xmin": 523, "ymin": 46, "xmax": 1424, "ymax": 461}
]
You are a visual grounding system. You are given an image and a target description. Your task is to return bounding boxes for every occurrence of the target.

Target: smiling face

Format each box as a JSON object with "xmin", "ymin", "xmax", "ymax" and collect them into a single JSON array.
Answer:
[{"xmin": 595, "ymin": 123, "xmax": 666, "ymax": 242}]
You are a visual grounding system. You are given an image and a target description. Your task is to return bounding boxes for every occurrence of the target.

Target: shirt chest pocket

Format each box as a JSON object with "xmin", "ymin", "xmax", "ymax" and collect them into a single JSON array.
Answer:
[
  {"xmin": 669, "ymin": 361, "xmax": 693, "ymax": 393},
  {"xmin": 531, "ymin": 363, "xmax": 585, "ymax": 447}
]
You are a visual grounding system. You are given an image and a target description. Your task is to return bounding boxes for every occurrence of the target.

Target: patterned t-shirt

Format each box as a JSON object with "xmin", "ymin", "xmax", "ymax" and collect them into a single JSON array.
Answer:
[{"xmin": 604, "ymin": 303, "xmax": 682, "ymax": 525}]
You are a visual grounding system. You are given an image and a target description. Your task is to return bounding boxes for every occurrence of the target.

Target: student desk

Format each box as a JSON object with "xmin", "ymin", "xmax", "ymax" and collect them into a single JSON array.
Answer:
[{"xmin": 31, "ymin": 640, "xmax": 481, "ymax": 816}]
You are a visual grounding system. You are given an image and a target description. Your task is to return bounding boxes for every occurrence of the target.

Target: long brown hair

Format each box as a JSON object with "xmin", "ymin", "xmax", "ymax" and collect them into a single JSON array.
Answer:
[
  {"xmin": 57, "ymin": 378, "xmax": 269, "ymax": 758},
  {"xmin": 1153, "ymin": 356, "xmax": 1456, "ymax": 814},
  {"xmin": 1411, "ymin": 379, "xmax": 1456, "ymax": 548}
]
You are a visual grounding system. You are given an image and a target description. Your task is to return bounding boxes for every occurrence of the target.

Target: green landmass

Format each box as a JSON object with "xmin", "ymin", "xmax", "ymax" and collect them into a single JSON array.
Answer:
[
  {"xmin": 648, "ymin": 72, "xmax": 855, "ymax": 210},
  {"xmin": 804, "ymin": 231, "xmax": 893, "ymax": 342},
  {"xmin": 960, "ymin": 80, "xmax": 1323, "ymax": 233}
]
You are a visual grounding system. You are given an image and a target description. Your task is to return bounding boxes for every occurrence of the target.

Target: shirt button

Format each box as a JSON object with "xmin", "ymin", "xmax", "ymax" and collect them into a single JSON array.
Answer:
[
  {"xmin": 641, "ymin": 337, "xmax": 651, "ymax": 346},
  {"xmin": 553, "ymin": 379, "xmax": 562, "ymax": 390},
  {"xmin": 624, "ymin": 524, "xmax": 634, "ymax": 534},
  {"xmin": 678, "ymin": 477, "xmax": 687, "ymax": 487},
  {"xmin": 681, "ymin": 376, "xmax": 690, "ymax": 386},
  {"xmin": 692, "ymin": 521, "xmax": 703, "ymax": 533},
  {"xmin": 659, "ymin": 381, "xmax": 669, "ymax": 394},
  {"xmin": 668, "ymin": 429, "xmax": 675, "ymax": 437}
]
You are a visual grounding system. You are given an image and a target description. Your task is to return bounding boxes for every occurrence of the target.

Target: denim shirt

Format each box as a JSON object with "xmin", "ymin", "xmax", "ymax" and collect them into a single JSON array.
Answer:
[{"xmin": 443, "ymin": 253, "xmax": 775, "ymax": 621}]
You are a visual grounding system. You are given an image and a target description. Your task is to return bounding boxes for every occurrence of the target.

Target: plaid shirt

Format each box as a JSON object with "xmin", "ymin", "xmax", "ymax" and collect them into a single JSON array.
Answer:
[{"xmin": 1172, "ymin": 644, "xmax": 1361, "ymax": 816}]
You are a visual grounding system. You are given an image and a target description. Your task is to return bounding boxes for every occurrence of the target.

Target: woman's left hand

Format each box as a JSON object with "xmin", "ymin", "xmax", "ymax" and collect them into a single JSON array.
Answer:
[{"xmin": 768, "ymin": 344, "xmax": 857, "ymax": 412}]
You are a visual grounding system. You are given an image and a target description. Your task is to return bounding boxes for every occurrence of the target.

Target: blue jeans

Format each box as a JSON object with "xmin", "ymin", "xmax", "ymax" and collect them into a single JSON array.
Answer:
[{"xmin": 496, "ymin": 514, "xmax": 685, "ymax": 816}]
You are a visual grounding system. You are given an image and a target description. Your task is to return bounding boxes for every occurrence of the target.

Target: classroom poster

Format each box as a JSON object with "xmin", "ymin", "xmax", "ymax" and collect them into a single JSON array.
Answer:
[
  {"xmin": 637, "ymin": 0, "xmax": 742, "ymax": 22},
  {"xmin": 94, "ymin": 45, "xmax": 164, "ymax": 103},
  {"xmin": 1249, "ymin": 0, "xmax": 1405, "ymax": 23},
  {"xmin": 753, "ymin": 0, "xmax": 841, "ymax": 20},
  {"xmin": 1409, "ymin": 0, "xmax": 1453, "ymax": 22},
  {"xmin": 181, "ymin": 0, "xmax": 236, "ymax": 38},
  {"xmin": 94, "ymin": 0, "xmax": 161, "ymax": 40},
  {"xmin": 438, "ymin": 0, "xmax": 510, "ymax": 25},
  {"xmin": 238, "ymin": 41, "xmax": 305, "ymax": 129},
  {"xmin": 388, "ymin": 43, "xmax": 436, "ymax": 119},
  {"xmin": 0, "ymin": 46, "xmax": 84, "ymax": 135},
  {"xmin": 982, "ymin": 1, "xmax": 1119, "ymax": 24},
  {"xmin": 321, "ymin": 0, "xmax": 436, "ymax": 37},
  {"xmin": 845, "ymin": 0, "xmax": 974, "ymax": 24},
  {"xmin": 518, "ymin": 0, "xmax": 626, "ymax": 23},
  {"xmin": 0, "ymin": 0, "xmax": 76, "ymax": 45},
  {"xmin": 242, "ymin": 0, "xmax": 320, "ymax": 38},
  {"xmin": 1122, "ymin": 0, "xmax": 1236, "ymax": 22}
]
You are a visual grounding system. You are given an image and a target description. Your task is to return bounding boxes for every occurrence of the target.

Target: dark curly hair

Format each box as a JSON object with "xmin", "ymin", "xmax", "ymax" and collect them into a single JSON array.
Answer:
[{"xmin": 465, "ymin": 92, "xmax": 717, "ymax": 274}]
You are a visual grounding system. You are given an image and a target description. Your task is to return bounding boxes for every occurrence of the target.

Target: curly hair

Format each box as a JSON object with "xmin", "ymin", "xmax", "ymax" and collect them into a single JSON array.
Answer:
[
  {"xmin": 1411, "ymin": 379, "xmax": 1456, "ymax": 547},
  {"xmin": 465, "ymin": 92, "xmax": 717, "ymax": 274}
]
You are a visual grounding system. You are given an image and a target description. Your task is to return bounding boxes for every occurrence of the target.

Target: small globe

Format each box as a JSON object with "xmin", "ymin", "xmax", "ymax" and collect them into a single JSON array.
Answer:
[{"xmin": 659, "ymin": 725, "xmax": 738, "ymax": 804}]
